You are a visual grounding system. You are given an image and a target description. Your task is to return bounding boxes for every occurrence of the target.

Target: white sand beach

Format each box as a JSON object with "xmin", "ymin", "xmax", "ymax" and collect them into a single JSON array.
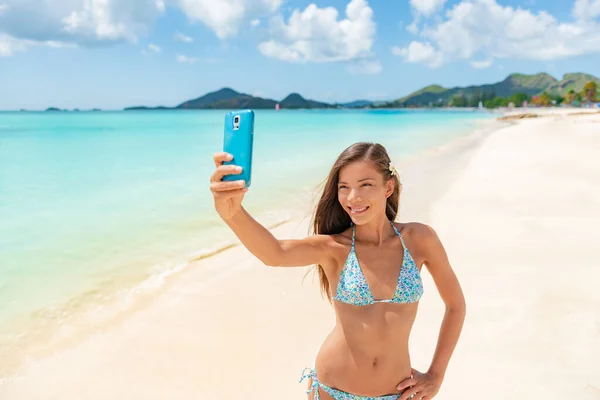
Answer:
[{"xmin": 1, "ymin": 109, "xmax": 599, "ymax": 399}]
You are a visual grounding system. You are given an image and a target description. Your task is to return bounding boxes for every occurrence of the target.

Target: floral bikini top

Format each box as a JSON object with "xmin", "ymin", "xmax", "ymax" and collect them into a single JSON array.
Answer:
[{"xmin": 333, "ymin": 221, "xmax": 424, "ymax": 306}]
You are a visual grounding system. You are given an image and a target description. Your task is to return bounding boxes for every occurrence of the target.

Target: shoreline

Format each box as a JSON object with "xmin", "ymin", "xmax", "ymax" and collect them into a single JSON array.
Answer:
[{"xmin": 2, "ymin": 109, "xmax": 599, "ymax": 399}]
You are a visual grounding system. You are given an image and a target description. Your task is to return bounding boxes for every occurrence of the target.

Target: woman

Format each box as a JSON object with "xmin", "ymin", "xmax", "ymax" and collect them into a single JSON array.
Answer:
[{"xmin": 209, "ymin": 142, "xmax": 466, "ymax": 400}]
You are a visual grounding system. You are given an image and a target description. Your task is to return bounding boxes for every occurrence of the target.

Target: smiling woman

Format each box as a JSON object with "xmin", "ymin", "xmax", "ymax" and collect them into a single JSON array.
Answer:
[
  {"xmin": 209, "ymin": 141, "xmax": 467, "ymax": 400},
  {"xmin": 311, "ymin": 143, "xmax": 402, "ymax": 302}
]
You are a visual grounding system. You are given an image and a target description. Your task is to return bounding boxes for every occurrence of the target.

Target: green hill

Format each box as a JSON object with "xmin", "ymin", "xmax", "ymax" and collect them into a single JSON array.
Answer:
[
  {"xmin": 125, "ymin": 88, "xmax": 334, "ymax": 110},
  {"xmin": 280, "ymin": 93, "xmax": 331, "ymax": 109},
  {"xmin": 396, "ymin": 85, "xmax": 447, "ymax": 104},
  {"xmin": 177, "ymin": 88, "xmax": 240, "ymax": 108},
  {"xmin": 338, "ymin": 100, "xmax": 373, "ymax": 108},
  {"xmin": 176, "ymin": 88, "xmax": 278, "ymax": 109},
  {"xmin": 120, "ymin": 71, "xmax": 599, "ymax": 111},
  {"xmin": 499, "ymin": 73, "xmax": 557, "ymax": 96},
  {"xmin": 392, "ymin": 72, "xmax": 598, "ymax": 107},
  {"xmin": 546, "ymin": 73, "xmax": 600, "ymax": 96}
]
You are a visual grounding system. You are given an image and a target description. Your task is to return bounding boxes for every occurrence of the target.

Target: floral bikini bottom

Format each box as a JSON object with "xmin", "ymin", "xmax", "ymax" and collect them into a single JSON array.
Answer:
[{"xmin": 300, "ymin": 368, "xmax": 412, "ymax": 400}]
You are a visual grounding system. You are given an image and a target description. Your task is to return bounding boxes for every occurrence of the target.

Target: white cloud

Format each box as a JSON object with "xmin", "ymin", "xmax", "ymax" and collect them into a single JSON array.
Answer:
[
  {"xmin": 0, "ymin": 0, "xmax": 285, "ymax": 57},
  {"xmin": 173, "ymin": 32, "xmax": 193, "ymax": 42},
  {"xmin": 251, "ymin": 18, "xmax": 261, "ymax": 27},
  {"xmin": 406, "ymin": 0, "xmax": 447, "ymax": 33},
  {"xmin": 347, "ymin": 59, "xmax": 382, "ymax": 74},
  {"xmin": 394, "ymin": 0, "xmax": 600, "ymax": 67},
  {"xmin": 258, "ymin": 0, "xmax": 376, "ymax": 63},
  {"xmin": 0, "ymin": 33, "xmax": 74, "ymax": 57},
  {"xmin": 258, "ymin": 40, "xmax": 300, "ymax": 61},
  {"xmin": 406, "ymin": 21, "xmax": 419, "ymax": 34},
  {"xmin": 0, "ymin": 33, "xmax": 25, "ymax": 57},
  {"xmin": 0, "ymin": 0, "xmax": 164, "ymax": 53},
  {"xmin": 410, "ymin": 0, "xmax": 447, "ymax": 17},
  {"xmin": 573, "ymin": 0, "xmax": 600, "ymax": 20},
  {"xmin": 393, "ymin": 41, "xmax": 443, "ymax": 68},
  {"xmin": 470, "ymin": 58, "xmax": 493, "ymax": 69},
  {"xmin": 175, "ymin": 0, "xmax": 282, "ymax": 39},
  {"xmin": 176, "ymin": 54, "xmax": 198, "ymax": 63},
  {"xmin": 142, "ymin": 43, "xmax": 161, "ymax": 54},
  {"xmin": 62, "ymin": 0, "xmax": 164, "ymax": 43}
]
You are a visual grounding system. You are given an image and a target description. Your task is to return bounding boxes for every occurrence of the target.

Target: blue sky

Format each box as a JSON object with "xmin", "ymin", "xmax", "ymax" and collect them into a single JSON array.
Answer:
[{"xmin": 1, "ymin": 0, "xmax": 599, "ymax": 110}]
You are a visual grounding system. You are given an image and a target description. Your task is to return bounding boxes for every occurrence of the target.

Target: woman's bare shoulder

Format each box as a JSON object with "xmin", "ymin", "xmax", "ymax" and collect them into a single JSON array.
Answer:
[
  {"xmin": 395, "ymin": 221, "xmax": 437, "ymax": 240},
  {"xmin": 304, "ymin": 230, "xmax": 352, "ymax": 273},
  {"xmin": 394, "ymin": 221, "xmax": 446, "ymax": 264},
  {"xmin": 393, "ymin": 221, "xmax": 441, "ymax": 255},
  {"xmin": 308, "ymin": 229, "xmax": 353, "ymax": 263},
  {"xmin": 312, "ymin": 229, "xmax": 353, "ymax": 251}
]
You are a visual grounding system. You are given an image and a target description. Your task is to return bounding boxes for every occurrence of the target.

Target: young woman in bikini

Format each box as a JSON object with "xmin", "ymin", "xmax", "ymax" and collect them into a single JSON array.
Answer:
[{"xmin": 209, "ymin": 142, "xmax": 466, "ymax": 400}]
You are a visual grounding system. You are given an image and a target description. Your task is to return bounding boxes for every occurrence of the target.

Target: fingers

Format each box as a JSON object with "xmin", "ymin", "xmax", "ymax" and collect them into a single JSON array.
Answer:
[
  {"xmin": 210, "ymin": 152, "xmax": 246, "ymax": 197},
  {"xmin": 399, "ymin": 390, "xmax": 415, "ymax": 400},
  {"xmin": 210, "ymin": 164, "xmax": 243, "ymax": 182},
  {"xmin": 398, "ymin": 369, "xmax": 439, "ymax": 400},
  {"xmin": 397, "ymin": 378, "xmax": 418, "ymax": 391},
  {"xmin": 213, "ymin": 152, "xmax": 233, "ymax": 167},
  {"xmin": 399, "ymin": 384, "xmax": 424, "ymax": 400},
  {"xmin": 409, "ymin": 385, "xmax": 426, "ymax": 396},
  {"xmin": 210, "ymin": 180, "xmax": 246, "ymax": 193}
]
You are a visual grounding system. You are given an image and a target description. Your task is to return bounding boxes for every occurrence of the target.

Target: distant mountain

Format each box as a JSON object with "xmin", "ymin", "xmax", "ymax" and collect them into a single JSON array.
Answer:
[
  {"xmin": 175, "ymin": 88, "xmax": 278, "ymax": 109},
  {"xmin": 546, "ymin": 73, "xmax": 600, "ymax": 96},
  {"xmin": 398, "ymin": 85, "xmax": 446, "ymax": 102},
  {"xmin": 124, "ymin": 88, "xmax": 334, "ymax": 110},
  {"xmin": 124, "ymin": 106, "xmax": 171, "ymax": 111},
  {"xmin": 124, "ymin": 88, "xmax": 278, "ymax": 111},
  {"xmin": 177, "ymin": 87, "xmax": 239, "ymax": 108},
  {"xmin": 392, "ymin": 72, "xmax": 599, "ymax": 106},
  {"xmin": 197, "ymin": 89, "xmax": 278, "ymax": 109},
  {"xmin": 119, "ymin": 71, "xmax": 599, "ymax": 112},
  {"xmin": 339, "ymin": 100, "xmax": 373, "ymax": 108},
  {"xmin": 279, "ymin": 93, "xmax": 331, "ymax": 109},
  {"xmin": 497, "ymin": 73, "xmax": 558, "ymax": 96},
  {"xmin": 394, "ymin": 73, "xmax": 559, "ymax": 106}
]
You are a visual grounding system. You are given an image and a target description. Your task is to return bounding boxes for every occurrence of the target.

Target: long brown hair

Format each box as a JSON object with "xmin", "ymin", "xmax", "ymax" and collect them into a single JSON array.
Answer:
[{"xmin": 311, "ymin": 142, "xmax": 401, "ymax": 302}]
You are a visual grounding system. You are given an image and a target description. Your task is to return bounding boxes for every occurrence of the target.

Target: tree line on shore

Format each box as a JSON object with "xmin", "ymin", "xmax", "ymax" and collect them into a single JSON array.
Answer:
[{"xmin": 447, "ymin": 81, "xmax": 598, "ymax": 109}]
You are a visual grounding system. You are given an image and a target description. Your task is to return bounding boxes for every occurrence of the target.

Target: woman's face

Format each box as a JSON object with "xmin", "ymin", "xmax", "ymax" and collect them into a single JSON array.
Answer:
[{"xmin": 337, "ymin": 160, "xmax": 394, "ymax": 225}]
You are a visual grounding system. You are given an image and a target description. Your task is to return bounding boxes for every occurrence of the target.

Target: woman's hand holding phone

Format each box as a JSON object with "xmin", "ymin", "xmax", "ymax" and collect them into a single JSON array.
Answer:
[{"xmin": 210, "ymin": 152, "xmax": 248, "ymax": 221}]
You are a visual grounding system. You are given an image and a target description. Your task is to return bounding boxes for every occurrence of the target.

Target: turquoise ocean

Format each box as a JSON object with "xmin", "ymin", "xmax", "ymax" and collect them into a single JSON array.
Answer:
[{"xmin": 0, "ymin": 109, "xmax": 495, "ymax": 374}]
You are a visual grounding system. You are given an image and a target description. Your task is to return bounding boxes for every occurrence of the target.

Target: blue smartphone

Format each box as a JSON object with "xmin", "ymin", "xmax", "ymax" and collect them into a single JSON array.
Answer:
[{"xmin": 223, "ymin": 110, "xmax": 255, "ymax": 187}]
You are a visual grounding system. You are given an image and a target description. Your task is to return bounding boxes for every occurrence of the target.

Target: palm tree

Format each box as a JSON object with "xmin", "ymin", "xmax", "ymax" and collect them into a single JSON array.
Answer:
[
  {"xmin": 565, "ymin": 90, "xmax": 576, "ymax": 104},
  {"xmin": 582, "ymin": 81, "xmax": 597, "ymax": 103}
]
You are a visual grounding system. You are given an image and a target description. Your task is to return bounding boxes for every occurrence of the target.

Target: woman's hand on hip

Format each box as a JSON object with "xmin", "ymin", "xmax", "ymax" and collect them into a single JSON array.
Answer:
[{"xmin": 396, "ymin": 368, "xmax": 442, "ymax": 400}]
